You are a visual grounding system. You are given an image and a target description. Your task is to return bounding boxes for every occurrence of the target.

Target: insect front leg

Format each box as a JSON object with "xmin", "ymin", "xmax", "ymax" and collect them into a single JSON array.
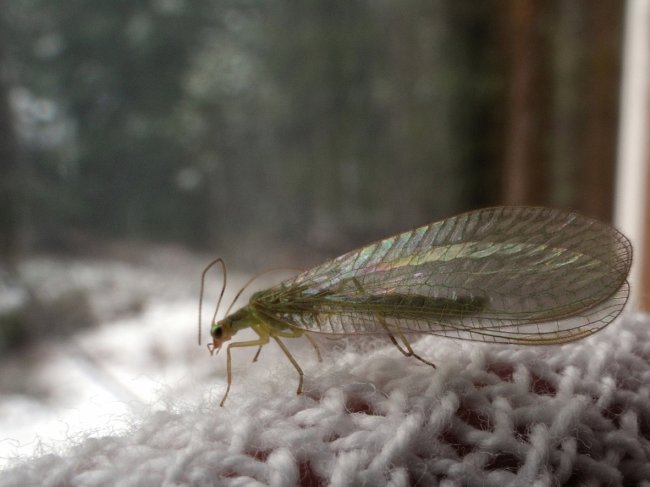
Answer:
[
  {"xmin": 221, "ymin": 329, "xmax": 270, "ymax": 407},
  {"xmin": 377, "ymin": 315, "xmax": 436, "ymax": 369}
]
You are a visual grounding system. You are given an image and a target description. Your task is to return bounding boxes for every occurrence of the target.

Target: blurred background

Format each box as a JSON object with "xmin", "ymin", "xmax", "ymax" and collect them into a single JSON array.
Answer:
[
  {"xmin": 0, "ymin": 0, "xmax": 628, "ymax": 265},
  {"xmin": 0, "ymin": 0, "xmax": 647, "ymax": 465}
]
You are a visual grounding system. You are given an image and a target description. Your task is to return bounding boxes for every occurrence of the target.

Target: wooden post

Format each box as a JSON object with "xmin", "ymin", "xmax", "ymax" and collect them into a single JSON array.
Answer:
[
  {"xmin": 501, "ymin": 0, "xmax": 548, "ymax": 205},
  {"xmin": 616, "ymin": 0, "xmax": 650, "ymax": 311},
  {"xmin": 643, "ymin": 126, "xmax": 650, "ymax": 312}
]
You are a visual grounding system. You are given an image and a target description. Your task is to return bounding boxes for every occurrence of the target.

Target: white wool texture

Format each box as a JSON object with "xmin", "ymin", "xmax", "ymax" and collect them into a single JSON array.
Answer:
[{"xmin": 3, "ymin": 313, "xmax": 650, "ymax": 487}]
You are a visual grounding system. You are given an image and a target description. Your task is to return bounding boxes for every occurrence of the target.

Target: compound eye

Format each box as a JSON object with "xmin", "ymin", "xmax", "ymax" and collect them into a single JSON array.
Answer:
[{"xmin": 212, "ymin": 326, "xmax": 223, "ymax": 339}]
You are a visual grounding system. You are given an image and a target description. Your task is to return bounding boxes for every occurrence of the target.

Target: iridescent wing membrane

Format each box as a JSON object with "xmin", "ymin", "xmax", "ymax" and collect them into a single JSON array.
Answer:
[{"xmin": 252, "ymin": 207, "xmax": 632, "ymax": 345}]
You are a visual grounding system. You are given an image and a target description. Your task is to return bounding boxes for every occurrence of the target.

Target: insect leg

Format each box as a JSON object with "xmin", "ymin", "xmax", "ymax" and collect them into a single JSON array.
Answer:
[
  {"xmin": 304, "ymin": 333, "xmax": 323, "ymax": 362},
  {"xmin": 252, "ymin": 345, "xmax": 263, "ymax": 362},
  {"xmin": 350, "ymin": 277, "xmax": 365, "ymax": 293},
  {"xmin": 344, "ymin": 277, "xmax": 437, "ymax": 368},
  {"xmin": 221, "ymin": 331, "xmax": 270, "ymax": 407},
  {"xmin": 396, "ymin": 333, "xmax": 436, "ymax": 368},
  {"xmin": 270, "ymin": 335, "xmax": 305, "ymax": 395},
  {"xmin": 377, "ymin": 315, "xmax": 436, "ymax": 369},
  {"xmin": 250, "ymin": 320, "xmax": 304, "ymax": 362}
]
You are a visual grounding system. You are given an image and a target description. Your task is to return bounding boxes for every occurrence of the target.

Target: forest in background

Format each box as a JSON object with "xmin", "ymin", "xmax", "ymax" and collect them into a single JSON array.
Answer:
[{"xmin": 0, "ymin": 0, "xmax": 623, "ymax": 268}]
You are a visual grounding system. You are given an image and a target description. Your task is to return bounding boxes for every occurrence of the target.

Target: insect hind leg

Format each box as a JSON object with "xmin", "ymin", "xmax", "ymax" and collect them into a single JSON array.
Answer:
[
  {"xmin": 378, "ymin": 315, "xmax": 436, "ymax": 369},
  {"xmin": 347, "ymin": 277, "xmax": 437, "ymax": 369},
  {"xmin": 392, "ymin": 333, "xmax": 437, "ymax": 369},
  {"xmin": 304, "ymin": 333, "xmax": 322, "ymax": 362}
]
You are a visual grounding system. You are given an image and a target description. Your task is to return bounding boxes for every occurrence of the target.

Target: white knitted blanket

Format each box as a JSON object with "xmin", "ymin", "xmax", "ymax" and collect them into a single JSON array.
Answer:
[{"xmin": 2, "ymin": 311, "xmax": 650, "ymax": 486}]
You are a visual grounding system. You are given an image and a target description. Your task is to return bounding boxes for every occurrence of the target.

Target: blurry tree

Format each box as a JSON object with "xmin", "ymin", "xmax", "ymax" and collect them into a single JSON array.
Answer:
[
  {"xmin": 255, "ymin": 0, "xmax": 497, "ymax": 253},
  {"xmin": 0, "ymin": 49, "xmax": 18, "ymax": 266},
  {"xmin": 176, "ymin": 2, "xmax": 281, "ymax": 254},
  {"xmin": 4, "ymin": 0, "xmax": 215, "ymax": 248},
  {"xmin": 173, "ymin": 0, "xmax": 498, "ymax": 261},
  {"xmin": 0, "ymin": 0, "xmax": 625, "ymax": 265},
  {"xmin": 0, "ymin": 0, "xmax": 17, "ymax": 266}
]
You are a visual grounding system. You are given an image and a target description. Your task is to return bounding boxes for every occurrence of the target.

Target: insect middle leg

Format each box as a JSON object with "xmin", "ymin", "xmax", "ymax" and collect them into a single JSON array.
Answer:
[
  {"xmin": 267, "ymin": 326, "xmax": 309, "ymax": 395},
  {"xmin": 377, "ymin": 315, "xmax": 436, "ymax": 369}
]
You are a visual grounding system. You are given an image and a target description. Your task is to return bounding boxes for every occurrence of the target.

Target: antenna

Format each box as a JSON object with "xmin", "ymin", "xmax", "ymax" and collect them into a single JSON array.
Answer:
[
  {"xmin": 224, "ymin": 267, "xmax": 303, "ymax": 317},
  {"xmin": 198, "ymin": 258, "xmax": 227, "ymax": 346}
]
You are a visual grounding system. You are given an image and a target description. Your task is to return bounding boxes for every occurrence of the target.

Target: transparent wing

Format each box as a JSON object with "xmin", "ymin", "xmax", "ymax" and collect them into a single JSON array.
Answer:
[{"xmin": 254, "ymin": 207, "xmax": 632, "ymax": 344}]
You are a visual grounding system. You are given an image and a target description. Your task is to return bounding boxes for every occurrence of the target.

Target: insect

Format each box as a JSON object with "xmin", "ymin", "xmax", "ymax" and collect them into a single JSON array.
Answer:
[{"xmin": 199, "ymin": 206, "xmax": 632, "ymax": 406}]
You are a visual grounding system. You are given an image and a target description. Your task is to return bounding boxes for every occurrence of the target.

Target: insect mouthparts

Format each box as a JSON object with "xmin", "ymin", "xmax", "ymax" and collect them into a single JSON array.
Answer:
[{"xmin": 207, "ymin": 343, "xmax": 222, "ymax": 356}]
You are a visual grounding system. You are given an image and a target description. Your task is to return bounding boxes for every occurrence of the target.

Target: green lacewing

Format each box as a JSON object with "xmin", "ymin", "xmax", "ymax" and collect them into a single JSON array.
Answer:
[{"xmin": 199, "ymin": 206, "xmax": 632, "ymax": 406}]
